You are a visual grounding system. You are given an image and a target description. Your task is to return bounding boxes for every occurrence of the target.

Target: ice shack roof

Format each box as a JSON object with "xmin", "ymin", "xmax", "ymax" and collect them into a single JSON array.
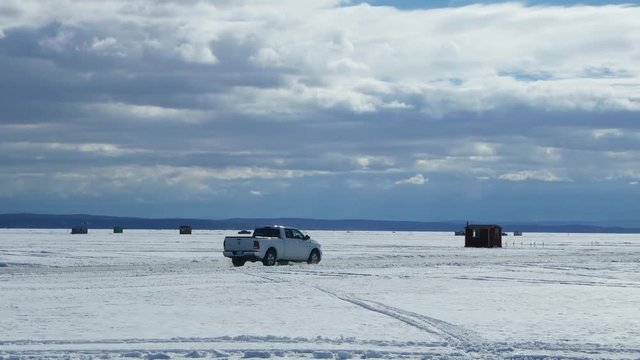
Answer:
[{"xmin": 465, "ymin": 224, "xmax": 502, "ymax": 229}]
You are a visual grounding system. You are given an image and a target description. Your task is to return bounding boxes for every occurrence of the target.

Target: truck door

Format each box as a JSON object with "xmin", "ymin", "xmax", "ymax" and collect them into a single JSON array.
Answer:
[
  {"xmin": 285, "ymin": 228, "xmax": 309, "ymax": 260},
  {"xmin": 282, "ymin": 228, "xmax": 294, "ymax": 259}
]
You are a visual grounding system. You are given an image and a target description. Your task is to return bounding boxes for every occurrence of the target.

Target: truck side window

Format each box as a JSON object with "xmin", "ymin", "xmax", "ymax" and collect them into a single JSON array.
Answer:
[
  {"xmin": 292, "ymin": 229, "xmax": 304, "ymax": 239},
  {"xmin": 285, "ymin": 229, "xmax": 294, "ymax": 239}
]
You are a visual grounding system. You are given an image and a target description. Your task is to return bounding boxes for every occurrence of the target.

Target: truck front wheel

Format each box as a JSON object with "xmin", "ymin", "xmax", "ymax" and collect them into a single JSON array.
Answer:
[
  {"xmin": 232, "ymin": 258, "xmax": 246, "ymax": 267},
  {"xmin": 263, "ymin": 249, "xmax": 277, "ymax": 266},
  {"xmin": 307, "ymin": 249, "xmax": 321, "ymax": 264}
]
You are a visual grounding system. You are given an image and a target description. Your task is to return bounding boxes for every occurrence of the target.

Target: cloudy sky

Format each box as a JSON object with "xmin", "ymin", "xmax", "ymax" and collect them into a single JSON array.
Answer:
[{"xmin": 1, "ymin": 0, "xmax": 639, "ymax": 222}]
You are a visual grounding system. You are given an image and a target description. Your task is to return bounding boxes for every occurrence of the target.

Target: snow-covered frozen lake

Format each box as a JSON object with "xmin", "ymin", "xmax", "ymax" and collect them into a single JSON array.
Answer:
[{"xmin": 1, "ymin": 229, "xmax": 639, "ymax": 359}]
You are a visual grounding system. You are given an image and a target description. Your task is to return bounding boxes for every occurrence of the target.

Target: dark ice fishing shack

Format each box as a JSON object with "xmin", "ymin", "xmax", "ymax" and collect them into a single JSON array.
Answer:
[
  {"xmin": 71, "ymin": 223, "xmax": 88, "ymax": 234},
  {"xmin": 465, "ymin": 224, "xmax": 502, "ymax": 248}
]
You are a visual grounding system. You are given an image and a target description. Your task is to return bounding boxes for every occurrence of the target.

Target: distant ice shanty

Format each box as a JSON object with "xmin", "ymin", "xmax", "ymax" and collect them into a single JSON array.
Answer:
[
  {"xmin": 465, "ymin": 224, "xmax": 502, "ymax": 248},
  {"xmin": 179, "ymin": 225, "xmax": 192, "ymax": 235},
  {"xmin": 71, "ymin": 223, "xmax": 88, "ymax": 234},
  {"xmin": 113, "ymin": 226, "xmax": 123, "ymax": 234}
]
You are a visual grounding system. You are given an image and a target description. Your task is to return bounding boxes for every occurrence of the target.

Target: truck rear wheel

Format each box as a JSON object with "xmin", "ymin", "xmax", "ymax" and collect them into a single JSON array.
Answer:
[
  {"xmin": 263, "ymin": 249, "xmax": 277, "ymax": 266},
  {"xmin": 232, "ymin": 258, "xmax": 246, "ymax": 267}
]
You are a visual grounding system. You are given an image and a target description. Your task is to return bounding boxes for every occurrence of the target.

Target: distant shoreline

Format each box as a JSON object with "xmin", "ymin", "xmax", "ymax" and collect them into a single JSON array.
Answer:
[{"xmin": 1, "ymin": 213, "xmax": 638, "ymax": 234}]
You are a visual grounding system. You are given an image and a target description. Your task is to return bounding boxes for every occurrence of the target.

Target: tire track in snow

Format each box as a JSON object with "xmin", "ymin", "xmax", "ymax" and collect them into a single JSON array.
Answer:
[
  {"xmin": 454, "ymin": 275, "xmax": 640, "ymax": 289},
  {"xmin": 237, "ymin": 270, "xmax": 640, "ymax": 359},
  {"xmin": 267, "ymin": 268, "xmax": 375, "ymax": 278},
  {"xmin": 251, "ymin": 271, "xmax": 484, "ymax": 355},
  {"xmin": 313, "ymin": 286, "xmax": 487, "ymax": 357},
  {"xmin": 242, "ymin": 270, "xmax": 284, "ymax": 283}
]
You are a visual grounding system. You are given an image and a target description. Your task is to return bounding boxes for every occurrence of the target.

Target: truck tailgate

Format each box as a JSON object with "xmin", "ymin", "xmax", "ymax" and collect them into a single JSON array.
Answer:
[{"xmin": 224, "ymin": 237, "xmax": 256, "ymax": 251}]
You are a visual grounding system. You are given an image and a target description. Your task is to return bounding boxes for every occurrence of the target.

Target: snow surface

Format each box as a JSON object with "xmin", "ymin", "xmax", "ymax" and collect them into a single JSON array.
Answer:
[{"xmin": 1, "ymin": 229, "xmax": 639, "ymax": 359}]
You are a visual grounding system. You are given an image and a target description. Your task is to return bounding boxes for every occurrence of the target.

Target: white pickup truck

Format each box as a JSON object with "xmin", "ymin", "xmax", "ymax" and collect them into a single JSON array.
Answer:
[{"xmin": 222, "ymin": 226, "xmax": 322, "ymax": 267}]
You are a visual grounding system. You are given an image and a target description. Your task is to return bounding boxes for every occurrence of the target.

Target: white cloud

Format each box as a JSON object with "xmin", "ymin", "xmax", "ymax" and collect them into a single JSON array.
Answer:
[
  {"xmin": 395, "ymin": 173, "xmax": 427, "ymax": 185},
  {"xmin": 534, "ymin": 147, "xmax": 564, "ymax": 162},
  {"xmin": 414, "ymin": 156, "xmax": 495, "ymax": 177},
  {"xmin": 351, "ymin": 155, "xmax": 395, "ymax": 170},
  {"xmin": 175, "ymin": 42, "xmax": 217, "ymax": 64},
  {"xmin": 380, "ymin": 100, "xmax": 412, "ymax": 109},
  {"xmin": 251, "ymin": 47, "xmax": 284, "ymax": 68},
  {"xmin": 499, "ymin": 170, "xmax": 569, "ymax": 182},
  {"xmin": 0, "ymin": 141, "xmax": 142, "ymax": 157},
  {"xmin": 91, "ymin": 37, "xmax": 117, "ymax": 51},
  {"xmin": 88, "ymin": 103, "xmax": 206, "ymax": 123},
  {"xmin": 593, "ymin": 129, "xmax": 622, "ymax": 139}
]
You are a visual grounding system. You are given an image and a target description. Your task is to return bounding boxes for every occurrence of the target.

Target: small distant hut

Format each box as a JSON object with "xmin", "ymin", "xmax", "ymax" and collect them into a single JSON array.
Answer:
[
  {"xmin": 179, "ymin": 225, "xmax": 192, "ymax": 235},
  {"xmin": 113, "ymin": 226, "xmax": 124, "ymax": 234},
  {"xmin": 71, "ymin": 223, "xmax": 88, "ymax": 234},
  {"xmin": 465, "ymin": 224, "xmax": 502, "ymax": 248},
  {"xmin": 514, "ymin": 231, "xmax": 523, "ymax": 236}
]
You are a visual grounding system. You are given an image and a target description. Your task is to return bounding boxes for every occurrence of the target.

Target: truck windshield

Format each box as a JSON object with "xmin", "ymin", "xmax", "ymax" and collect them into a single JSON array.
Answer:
[{"xmin": 253, "ymin": 228, "xmax": 280, "ymax": 238}]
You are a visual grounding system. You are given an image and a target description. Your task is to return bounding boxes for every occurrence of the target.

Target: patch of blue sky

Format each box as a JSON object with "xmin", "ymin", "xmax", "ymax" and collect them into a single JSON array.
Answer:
[
  {"xmin": 500, "ymin": 67, "xmax": 633, "ymax": 82},
  {"xmin": 349, "ymin": 0, "xmax": 639, "ymax": 9},
  {"xmin": 582, "ymin": 67, "xmax": 633, "ymax": 79},
  {"xmin": 498, "ymin": 70, "xmax": 554, "ymax": 81}
]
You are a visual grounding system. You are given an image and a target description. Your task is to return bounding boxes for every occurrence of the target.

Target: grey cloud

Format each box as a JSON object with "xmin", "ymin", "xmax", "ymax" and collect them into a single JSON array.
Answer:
[{"xmin": 0, "ymin": 20, "xmax": 289, "ymax": 117}]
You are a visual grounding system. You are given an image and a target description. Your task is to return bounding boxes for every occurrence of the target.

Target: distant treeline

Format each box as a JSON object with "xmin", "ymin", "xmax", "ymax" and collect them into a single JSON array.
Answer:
[{"xmin": 0, "ymin": 213, "xmax": 639, "ymax": 234}]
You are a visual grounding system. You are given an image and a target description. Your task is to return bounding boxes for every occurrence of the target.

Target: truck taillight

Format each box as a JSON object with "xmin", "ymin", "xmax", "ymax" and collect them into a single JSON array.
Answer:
[{"xmin": 253, "ymin": 240, "xmax": 260, "ymax": 250}]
